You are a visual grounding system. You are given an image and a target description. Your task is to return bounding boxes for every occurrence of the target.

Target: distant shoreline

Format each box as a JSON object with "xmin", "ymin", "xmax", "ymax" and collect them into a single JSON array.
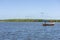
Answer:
[{"xmin": 0, "ymin": 19, "xmax": 60, "ymax": 22}]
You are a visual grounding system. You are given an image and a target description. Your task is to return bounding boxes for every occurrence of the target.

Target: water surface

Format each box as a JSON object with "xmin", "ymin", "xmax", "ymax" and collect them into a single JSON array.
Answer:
[{"xmin": 0, "ymin": 22, "xmax": 60, "ymax": 40}]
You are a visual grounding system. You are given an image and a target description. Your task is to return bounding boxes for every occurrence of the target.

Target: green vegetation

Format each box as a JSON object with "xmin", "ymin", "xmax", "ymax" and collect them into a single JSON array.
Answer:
[
  {"xmin": 0, "ymin": 19, "xmax": 42, "ymax": 22},
  {"xmin": 0, "ymin": 19, "xmax": 60, "ymax": 22}
]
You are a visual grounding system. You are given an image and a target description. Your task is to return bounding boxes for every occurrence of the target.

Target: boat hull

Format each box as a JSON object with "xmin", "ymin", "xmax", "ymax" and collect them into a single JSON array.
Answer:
[{"xmin": 43, "ymin": 24, "xmax": 54, "ymax": 26}]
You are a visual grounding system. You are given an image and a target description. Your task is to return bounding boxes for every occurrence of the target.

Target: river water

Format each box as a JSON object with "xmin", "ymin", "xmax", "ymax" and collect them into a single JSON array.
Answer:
[{"xmin": 0, "ymin": 22, "xmax": 60, "ymax": 40}]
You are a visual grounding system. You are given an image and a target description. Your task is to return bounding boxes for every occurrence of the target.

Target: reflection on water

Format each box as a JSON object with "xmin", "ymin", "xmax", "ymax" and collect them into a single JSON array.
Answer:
[{"xmin": 0, "ymin": 22, "xmax": 60, "ymax": 40}]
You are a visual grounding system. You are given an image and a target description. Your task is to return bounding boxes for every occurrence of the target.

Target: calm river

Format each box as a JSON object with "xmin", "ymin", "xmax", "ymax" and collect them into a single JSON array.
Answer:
[{"xmin": 0, "ymin": 22, "xmax": 60, "ymax": 40}]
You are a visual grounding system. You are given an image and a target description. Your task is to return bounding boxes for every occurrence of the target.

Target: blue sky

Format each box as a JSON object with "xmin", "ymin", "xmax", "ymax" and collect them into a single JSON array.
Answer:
[{"xmin": 0, "ymin": 0, "xmax": 60, "ymax": 19}]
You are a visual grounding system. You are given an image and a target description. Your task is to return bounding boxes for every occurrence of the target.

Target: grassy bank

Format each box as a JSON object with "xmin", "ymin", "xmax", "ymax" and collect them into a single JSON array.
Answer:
[
  {"xmin": 0, "ymin": 19, "xmax": 60, "ymax": 22},
  {"xmin": 0, "ymin": 19, "xmax": 42, "ymax": 22}
]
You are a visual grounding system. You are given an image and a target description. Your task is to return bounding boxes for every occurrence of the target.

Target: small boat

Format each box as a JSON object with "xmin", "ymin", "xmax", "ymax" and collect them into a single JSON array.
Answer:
[
  {"xmin": 43, "ymin": 23, "xmax": 54, "ymax": 26},
  {"xmin": 43, "ymin": 20, "xmax": 55, "ymax": 26}
]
